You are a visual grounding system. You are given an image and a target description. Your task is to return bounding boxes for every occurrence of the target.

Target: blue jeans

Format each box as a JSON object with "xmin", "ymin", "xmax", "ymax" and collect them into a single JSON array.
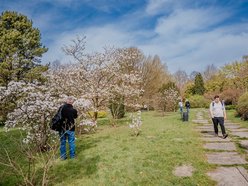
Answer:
[{"xmin": 60, "ymin": 130, "xmax": 75, "ymax": 159}]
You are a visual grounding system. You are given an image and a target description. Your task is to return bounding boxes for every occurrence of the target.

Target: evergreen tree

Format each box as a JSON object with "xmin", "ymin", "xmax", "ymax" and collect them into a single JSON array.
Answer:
[
  {"xmin": 193, "ymin": 73, "xmax": 205, "ymax": 95},
  {"xmin": 0, "ymin": 11, "xmax": 48, "ymax": 124},
  {"xmin": 0, "ymin": 11, "xmax": 48, "ymax": 87}
]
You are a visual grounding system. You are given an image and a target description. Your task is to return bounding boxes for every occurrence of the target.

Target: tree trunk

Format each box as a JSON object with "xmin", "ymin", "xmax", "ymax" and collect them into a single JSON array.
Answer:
[{"xmin": 94, "ymin": 111, "xmax": 98, "ymax": 121}]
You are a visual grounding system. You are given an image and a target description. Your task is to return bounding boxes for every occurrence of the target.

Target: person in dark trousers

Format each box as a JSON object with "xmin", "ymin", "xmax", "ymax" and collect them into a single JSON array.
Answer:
[
  {"xmin": 185, "ymin": 99, "xmax": 190, "ymax": 113},
  {"xmin": 209, "ymin": 95, "xmax": 228, "ymax": 139},
  {"xmin": 60, "ymin": 97, "xmax": 78, "ymax": 160}
]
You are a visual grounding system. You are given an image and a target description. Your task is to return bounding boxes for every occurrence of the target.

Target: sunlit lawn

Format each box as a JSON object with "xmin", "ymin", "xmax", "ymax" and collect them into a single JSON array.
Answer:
[
  {"xmin": 226, "ymin": 109, "xmax": 248, "ymax": 128},
  {"xmin": 1, "ymin": 110, "xmax": 216, "ymax": 185}
]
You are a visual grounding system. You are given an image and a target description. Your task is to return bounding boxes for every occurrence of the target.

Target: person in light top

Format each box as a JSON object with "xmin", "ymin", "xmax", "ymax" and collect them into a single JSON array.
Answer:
[
  {"xmin": 209, "ymin": 95, "xmax": 228, "ymax": 139},
  {"xmin": 178, "ymin": 100, "xmax": 183, "ymax": 113}
]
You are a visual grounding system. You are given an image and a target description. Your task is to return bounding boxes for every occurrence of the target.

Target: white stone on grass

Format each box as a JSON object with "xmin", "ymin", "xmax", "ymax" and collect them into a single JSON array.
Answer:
[
  {"xmin": 204, "ymin": 142, "xmax": 236, "ymax": 151},
  {"xmin": 192, "ymin": 120, "xmax": 209, "ymax": 124},
  {"xmin": 196, "ymin": 126, "xmax": 213, "ymax": 130},
  {"xmin": 173, "ymin": 165, "xmax": 194, "ymax": 177},
  {"xmin": 201, "ymin": 137, "xmax": 231, "ymax": 142},
  {"xmin": 207, "ymin": 167, "xmax": 248, "ymax": 186},
  {"xmin": 206, "ymin": 152, "xmax": 247, "ymax": 165},
  {"xmin": 226, "ymin": 125, "xmax": 241, "ymax": 129},
  {"xmin": 228, "ymin": 128, "xmax": 248, "ymax": 132},
  {"xmin": 239, "ymin": 140, "xmax": 248, "ymax": 150},
  {"xmin": 232, "ymin": 132, "xmax": 248, "ymax": 138}
]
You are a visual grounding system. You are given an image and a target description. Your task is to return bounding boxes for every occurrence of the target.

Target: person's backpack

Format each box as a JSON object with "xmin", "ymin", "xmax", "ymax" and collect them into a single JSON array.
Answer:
[
  {"xmin": 185, "ymin": 101, "xmax": 190, "ymax": 107},
  {"xmin": 50, "ymin": 105, "xmax": 64, "ymax": 131},
  {"xmin": 212, "ymin": 101, "xmax": 225, "ymax": 109}
]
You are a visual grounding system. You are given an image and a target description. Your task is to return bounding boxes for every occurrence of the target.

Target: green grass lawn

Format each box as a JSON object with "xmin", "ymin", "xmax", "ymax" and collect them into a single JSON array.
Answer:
[{"xmin": 0, "ymin": 110, "xmax": 216, "ymax": 186}]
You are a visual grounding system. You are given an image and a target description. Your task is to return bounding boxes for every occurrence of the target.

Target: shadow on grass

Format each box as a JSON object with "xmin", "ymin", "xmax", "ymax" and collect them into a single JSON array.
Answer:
[
  {"xmin": 98, "ymin": 117, "xmax": 130, "ymax": 127},
  {"xmin": 50, "ymin": 154, "xmax": 101, "ymax": 183},
  {"xmin": 49, "ymin": 135, "xmax": 109, "ymax": 185},
  {"xmin": 76, "ymin": 135, "xmax": 110, "ymax": 152}
]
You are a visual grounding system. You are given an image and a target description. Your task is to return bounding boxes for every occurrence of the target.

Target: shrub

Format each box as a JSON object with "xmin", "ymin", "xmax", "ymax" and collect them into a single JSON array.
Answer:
[
  {"xmin": 78, "ymin": 119, "xmax": 97, "ymax": 134},
  {"xmin": 154, "ymin": 88, "xmax": 179, "ymax": 112},
  {"xmin": 220, "ymin": 88, "xmax": 242, "ymax": 105},
  {"xmin": 225, "ymin": 105, "xmax": 236, "ymax": 110},
  {"xmin": 188, "ymin": 95, "xmax": 209, "ymax": 108},
  {"xmin": 88, "ymin": 111, "xmax": 107, "ymax": 118},
  {"xmin": 109, "ymin": 96, "xmax": 125, "ymax": 119},
  {"xmin": 236, "ymin": 92, "xmax": 248, "ymax": 120},
  {"xmin": 129, "ymin": 111, "xmax": 142, "ymax": 136}
]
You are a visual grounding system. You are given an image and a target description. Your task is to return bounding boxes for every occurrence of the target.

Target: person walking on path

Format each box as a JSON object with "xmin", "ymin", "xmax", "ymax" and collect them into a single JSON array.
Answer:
[
  {"xmin": 60, "ymin": 97, "xmax": 78, "ymax": 160},
  {"xmin": 185, "ymin": 99, "xmax": 190, "ymax": 113},
  {"xmin": 179, "ymin": 100, "xmax": 183, "ymax": 117},
  {"xmin": 209, "ymin": 95, "xmax": 228, "ymax": 139}
]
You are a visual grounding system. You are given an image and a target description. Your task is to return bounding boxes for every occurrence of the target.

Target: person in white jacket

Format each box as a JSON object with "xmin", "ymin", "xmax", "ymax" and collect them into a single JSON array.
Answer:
[{"xmin": 209, "ymin": 95, "xmax": 228, "ymax": 139}]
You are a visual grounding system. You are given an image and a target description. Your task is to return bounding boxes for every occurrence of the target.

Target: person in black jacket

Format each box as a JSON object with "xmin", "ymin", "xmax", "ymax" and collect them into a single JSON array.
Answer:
[
  {"xmin": 60, "ymin": 97, "xmax": 77, "ymax": 160},
  {"xmin": 185, "ymin": 99, "xmax": 190, "ymax": 113}
]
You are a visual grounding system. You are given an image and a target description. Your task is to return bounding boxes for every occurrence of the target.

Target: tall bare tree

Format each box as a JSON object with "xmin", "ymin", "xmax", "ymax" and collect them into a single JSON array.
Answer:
[
  {"xmin": 203, "ymin": 64, "xmax": 218, "ymax": 81},
  {"xmin": 141, "ymin": 55, "xmax": 171, "ymax": 110},
  {"xmin": 173, "ymin": 70, "xmax": 188, "ymax": 95}
]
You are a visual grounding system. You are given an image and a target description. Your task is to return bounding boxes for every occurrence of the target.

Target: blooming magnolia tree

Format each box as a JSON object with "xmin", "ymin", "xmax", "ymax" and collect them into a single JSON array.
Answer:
[
  {"xmin": 155, "ymin": 88, "xmax": 179, "ymax": 112},
  {"xmin": 50, "ymin": 37, "xmax": 144, "ymax": 124},
  {"xmin": 0, "ymin": 82, "xmax": 70, "ymax": 185},
  {"xmin": 1, "ymin": 79, "xmax": 100, "ymax": 149},
  {"xmin": 52, "ymin": 38, "xmax": 117, "ymax": 121},
  {"xmin": 164, "ymin": 88, "xmax": 179, "ymax": 112},
  {"xmin": 73, "ymin": 98, "xmax": 97, "ymax": 133},
  {"xmin": 2, "ymin": 81, "xmax": 59, "ymax": 151},
  {"xmin": 111, "ymin": 47, "xmax": 144, "ymax": 109}
]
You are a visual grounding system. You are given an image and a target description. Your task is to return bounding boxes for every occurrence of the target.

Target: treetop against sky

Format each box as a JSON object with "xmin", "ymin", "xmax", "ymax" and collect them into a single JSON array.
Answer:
[{"xmin": 0, "ymin": 0, "xmax": 248, "ymax": 73}]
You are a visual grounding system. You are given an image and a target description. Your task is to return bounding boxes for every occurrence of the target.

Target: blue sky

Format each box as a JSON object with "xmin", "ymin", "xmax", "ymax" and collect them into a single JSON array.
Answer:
[{"xmin": 1, "ymin": 0, "xmax": 248, "ymax": 73}]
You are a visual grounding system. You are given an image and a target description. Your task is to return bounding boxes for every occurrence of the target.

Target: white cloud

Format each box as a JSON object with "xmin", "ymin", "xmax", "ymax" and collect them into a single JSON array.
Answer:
[
  {"xmin": 146, "ymin": 0, "xmax": 173, "ymax": 15},
  {"xmin": 141, "ymin": 6, "xmax": 248, "ymax": 73},
  {"xmin": 155, "ymin": 8, "xmax": 230, "ymax": 37},
  {"xmin": 42, "ymin": 24, "xmax": 136, "ymax": 64},
  {"xmin": 164, "ymin": 31, "xmax": 248, "ymax": 72},
  {"xmin": 39, "ymin": 2, "xmax": 248, "ymax": 74},
  {"xmin": 145, "ymin": 0, "xmax": 194, "ymax": 15}
]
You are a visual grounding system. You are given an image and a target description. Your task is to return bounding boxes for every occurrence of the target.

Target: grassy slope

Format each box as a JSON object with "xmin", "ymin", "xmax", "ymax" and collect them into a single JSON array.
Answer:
[
  {"xmin": 226, "ymin": 110, "xmax": 248, "ymax": 128},
  {"xmin": 0, "ymin": 128, "xmax": 28, "ymax": 185},
  {"xmin": 1, "ymin": 110, "xmax": 215, "ymax": 186},
  {"xmin": 50, "ymin": 110, "xmax": 214, "ymax": 186},
  {"xmin": 225, "ymin": 109, "xmax": 248, "ymax": 171}
]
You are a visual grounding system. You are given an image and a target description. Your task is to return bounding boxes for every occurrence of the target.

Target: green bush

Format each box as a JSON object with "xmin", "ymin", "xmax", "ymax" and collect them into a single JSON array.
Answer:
[
  {"xmin": 236, "ymin": 92, "xmax": 248, "ymax": 120},
  {"xmin": 109, "ymin": 96, "xmax": 125, "ymax": 119},
  {"xmin": 88, "ymin": 111, "xmax": 107, "ymax": 118},
  {"xmin": 188, "ymin": 95, "xmax": 209, "ymax": 108},
  {"xmin": 225, "ymin": 105, "xmax": 236, "ymax": 110}
]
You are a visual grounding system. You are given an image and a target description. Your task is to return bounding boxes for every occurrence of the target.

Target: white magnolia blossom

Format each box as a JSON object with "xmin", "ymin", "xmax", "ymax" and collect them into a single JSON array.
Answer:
[
  {"xmin": 73, "ymin": 98, "xmax": 92, "ymax": 110},
  {"xmin": 129, "ymin": 110, "xmax": 142, "ymax": 136},
  {"xmin": 79, "ymin": 119, "xmax": 97, "ymax": 133},
  {"xmin": 48, "ymin": 43, "xmax": 144, "ymax": 121},
  {"xmin": 163, "ymin": 88, "xmax": 179, "ymax": 111},
  {"xmin": 73, "ymin": 98, "xmax": 98, "ymax": 133},
  {"xmin": 156, "ymin": 88, "xmax": 179, "ymax": 112},
  {"xmin": 3, "ymin": 81, "xmax": 60, "ymax": 149},
  {"xmin": 2, "ymin": 38, "xmax": 145, "ymax": 144}
]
